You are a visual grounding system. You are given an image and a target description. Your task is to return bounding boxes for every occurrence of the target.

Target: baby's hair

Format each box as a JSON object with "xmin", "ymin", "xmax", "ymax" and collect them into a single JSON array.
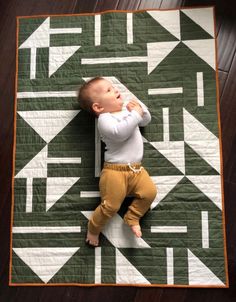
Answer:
[{"xmin": 77, "ymin": 77, "xmax": 104, "ymax": 116}]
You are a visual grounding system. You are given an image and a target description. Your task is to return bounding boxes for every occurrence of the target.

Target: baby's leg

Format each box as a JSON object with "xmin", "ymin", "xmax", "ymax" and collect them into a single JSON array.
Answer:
[
  {"xmin": 87, "ymin": 169, "xmax": 127, "ymax": 246},
  {"xmin": 124, "ymin": 169, "xmax": 157, "ymax": 237}
]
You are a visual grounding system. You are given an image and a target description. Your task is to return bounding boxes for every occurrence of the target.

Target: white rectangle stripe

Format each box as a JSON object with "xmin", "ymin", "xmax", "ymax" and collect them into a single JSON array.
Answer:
[
  {"xmin": 30, "ymin": 47, "xmax": 36, "ymax": 80},
  {"xmin": 13, "ymin": 226, "xmax": 81, "ymax": 233},
  {"xmin": 197, "ymin": 72, "xmax": 204, "ymax": 106},
  {"xmin": 95, "ymin": 15, "xmax": 101, "ymax": 46},
  {"xmin": 81, "ymin": 56, "xmax": 147, "ymax": 65},
  {"xmin": 201, "ymin": 211, "xmax": 209, "ymax": 248},
  {"xmin": 166, "ymin": 248, "xmax": 174, "ymax": 285},
  {"xmin": 148, "ymin": 87, "xmax": 183, "ymax": 95},
  {"xmin": 95, "ymin": 247, "xmax": 102, "ymax": 284},
  {"xmin": 47, "ymin": 158, "xmax": 81, "ymax": 164},
  {"xmin": 50, "ymin": 28, "xmax": 82, "ymax": 34},
  {"xmin": 127, "ymin": 13, "xmax": 133, "ymax": 44},
  {"xmin": 26, "ymin": 178, "xmax": 33, "ymax": 213},
  {"xmin": 151, "ymin": 226, "xmax": 187, "ymax": 233},
  {"xmin": 163, "ymin": 107, "xmax": 170, "ymax": 142},
  {"xmin": 80, "ymin": 191, "xmax": 100, "ymax": 198},
  {"xmin": 17, "ymin": 91, "xmax": 77, "ymax": 99}
]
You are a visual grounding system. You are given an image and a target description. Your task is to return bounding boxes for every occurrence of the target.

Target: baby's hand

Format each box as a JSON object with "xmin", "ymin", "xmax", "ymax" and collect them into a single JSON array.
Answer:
[{"xmin": 126, "ymin": 100, "xmax": 143, "ymax": 116}]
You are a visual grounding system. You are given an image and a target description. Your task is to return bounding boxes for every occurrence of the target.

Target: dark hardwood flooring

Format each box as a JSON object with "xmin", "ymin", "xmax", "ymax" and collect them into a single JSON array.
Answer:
[{"xmin": 1, "ymin": 0, "xmax": 236, "ymax": 301}]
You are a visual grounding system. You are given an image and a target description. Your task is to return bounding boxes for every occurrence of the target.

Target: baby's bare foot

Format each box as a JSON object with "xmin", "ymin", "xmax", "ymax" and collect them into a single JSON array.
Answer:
[
  {"xmin": 131, "ymin": 225, "xmax": 142, "ymax": 238},
  {"xmin": 86, "ymin": 231, "xmax": 99, "ymax": 247}
]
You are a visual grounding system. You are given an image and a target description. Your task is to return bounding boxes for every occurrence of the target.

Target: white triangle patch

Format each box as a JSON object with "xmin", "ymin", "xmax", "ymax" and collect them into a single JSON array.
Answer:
[
  {"xmin": 187, "ymin": 175, "xmax": 222, "ymax": 210},
  {"xmin": 147, "ymin": 41, "xmax": 179, "ymax": 74},
  {"xmin": 188, "ymin": 249, "xmax": 225, "ymax": 286},
  {"xmin": 19, "ymin": 17, "xmax": 50, "ymax": 49},
  {"xmin": 13, "ymin": 247, "xmax": 80, "ymax": 283},
  {"xmin": 148, "ymin": 10, "xmax": 181, "ymax": 40},
  {"xmin": 116, "ymin": 249, "xmax": 150, "ymax": 284},
  {"xmin": 183, "ymin": 108, "xmax": 220, "ymax": 173},
  {"xmin": 46, "ymin": 177, "xmax": 80, "ymax": 211},
  {"xmin": 182, "ymin": 7, "xmax": 214, "ymax": 37},
  {"xmin": 150, "ymin": 140, "xmax": 185, "ymax": 174},
  {"xmin": 15, "ymin": 145, "xmax": 48, "ymax": 178},
  {"xmin": 49, "ymin": 46, "xmax": 81, "ymax": 77},
  {"xmin": 151, "ymin": 175, "xmax": 184, "ymax": 209},
  {"xmin": 182, "ymin": 39, "xmax": 215, "ymax": 70},
  {"xmin": 18, "ymin": 110, "xmax": 80, "ymax": 143},
  {"xmin": 81, "ymin": 211, "xmax": 150, "ymax": 248}
]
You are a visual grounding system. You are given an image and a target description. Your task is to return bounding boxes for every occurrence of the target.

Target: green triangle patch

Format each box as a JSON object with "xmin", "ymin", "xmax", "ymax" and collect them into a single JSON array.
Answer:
[
  {"xmin": 185, "ymin": 143, "xmax": 219, "ymax": 175},
  {"xmin": 180, "ymin": 11, "xmax": 212, "ymax": 41},
  {"xmin": 118, "ymin": 248, "xmax": 166, "ymax": 284},
  {"xmin": 188, "ymin": 248, "xmax": 226, "ymax": 284},
  {"xmin": 134, "ymin": 12, "xmax": 179, "ymax": 43},
  {"xmin": 143, "ymin": 142, "xmax": 183, "ymax": 176},
  {"xmin": 18, "ymin": 18, "xmax": 47, "ymax": 46},
  {"xmin": 15, "ymin": 115, "xmax": 47, "ymax": 175}
]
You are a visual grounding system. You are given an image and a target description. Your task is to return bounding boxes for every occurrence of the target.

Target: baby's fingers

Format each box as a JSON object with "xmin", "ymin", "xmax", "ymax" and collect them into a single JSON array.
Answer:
[{"xmin": 126, "ymin": 102, "xmax": 135, "ymax": 111}]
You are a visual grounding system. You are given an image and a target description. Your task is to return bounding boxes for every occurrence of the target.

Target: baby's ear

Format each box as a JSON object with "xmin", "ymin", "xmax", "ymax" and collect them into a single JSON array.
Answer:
[{"xmin": 92, "ymin": 102, "xmax": 104, "ymax": 114}]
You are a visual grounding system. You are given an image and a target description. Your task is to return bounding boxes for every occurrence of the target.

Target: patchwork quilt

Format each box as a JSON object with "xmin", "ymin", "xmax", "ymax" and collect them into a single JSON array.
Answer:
[{"xmin": 11, "ymin": 7, "xmax": 228, "ymax": 286}]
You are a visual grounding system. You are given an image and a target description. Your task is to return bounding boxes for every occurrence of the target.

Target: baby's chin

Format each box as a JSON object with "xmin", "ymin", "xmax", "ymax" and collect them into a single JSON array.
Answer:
[{"xmin": 110, "ymin": 105, "xmax": 123, "ymax": 114}]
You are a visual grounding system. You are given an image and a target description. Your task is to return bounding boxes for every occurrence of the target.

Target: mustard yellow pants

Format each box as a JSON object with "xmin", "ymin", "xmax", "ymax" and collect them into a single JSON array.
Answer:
[{"xmin": 88, "ymin": 163, "xmax": 157, "ymax": 235}]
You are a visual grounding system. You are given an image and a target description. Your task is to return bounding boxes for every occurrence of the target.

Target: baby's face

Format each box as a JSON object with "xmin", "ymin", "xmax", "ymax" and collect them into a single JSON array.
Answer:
[{"xmin": 89, "ymin": 79, "xmax": 123, "ymax": 114}]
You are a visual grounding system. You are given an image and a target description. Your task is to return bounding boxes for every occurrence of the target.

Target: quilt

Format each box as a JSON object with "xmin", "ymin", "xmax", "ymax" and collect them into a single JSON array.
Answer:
[{"xmin": 11, "ymin": 7, "xmax": 228, "ymax": 287}]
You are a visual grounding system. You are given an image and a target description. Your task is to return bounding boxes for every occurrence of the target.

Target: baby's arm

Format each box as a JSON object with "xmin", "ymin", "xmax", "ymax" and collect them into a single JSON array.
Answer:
[
  {"xmin": 126, "ymin": 100, "xmax": 151, "ymax": 127},
  {"xmin": 98, "ymin": 111, "xmax": 142, "ymax": 142}
]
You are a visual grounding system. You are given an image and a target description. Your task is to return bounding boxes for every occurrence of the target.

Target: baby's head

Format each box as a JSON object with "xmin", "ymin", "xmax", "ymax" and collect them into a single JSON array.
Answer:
[{"xmin": 78, "ymin": 77, "xmax": 123, "ymax": 116}]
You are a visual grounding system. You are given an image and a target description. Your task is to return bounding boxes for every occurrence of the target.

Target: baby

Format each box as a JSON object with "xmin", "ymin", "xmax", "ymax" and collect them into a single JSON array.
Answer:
[{"xmin": 78, "ymin": 77, "xmax": 157, "ymax": 246}]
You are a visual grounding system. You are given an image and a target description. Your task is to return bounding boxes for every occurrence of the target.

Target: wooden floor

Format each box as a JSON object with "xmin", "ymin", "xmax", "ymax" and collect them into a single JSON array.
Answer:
[{"xmin": 1, "ymin": 0, "xmax": 236, "ymax": 301}]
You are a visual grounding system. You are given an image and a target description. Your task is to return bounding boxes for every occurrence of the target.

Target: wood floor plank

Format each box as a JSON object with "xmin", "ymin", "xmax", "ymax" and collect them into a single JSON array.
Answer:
[
  {"xmin": 217, "ymin": 18, "xmax": 236, "ymax": 72},
  {"xmin": 14, "ymin": 0, "xmax": 76, "ymax": 16},
  {"xmin": 160, "ymin": 288, "xmax": 187, "ymax": 302},
  {"xmin": 220, "ymin": 51, "xmax": 236, "ymax": 171},
  {"xmin": 184, "ymin": 287, "xmax": 234, "ymax": 302},
  {"xmin": 226, "ymin": 145, "xmax": 236, "ymax": 185},
  {"xmin": 218, "ymin": 70, "xmax": 228, "ymax": 98},
  {"xmin": 160, "ymin": 0, "xmax": 184, "ymax": 9},
  {"xmin": 134, "ymin": 288, "xmax": 163, "ymax": 302},
  {"xmin": 63, "ymin": 287, "xmax": 137, "ymax": 302},
  {"xmin": 223, "ymin": 181, "xmax": 236, "ymax": 258},
  {"xmin": 95, "ymin": 0, "xmax": 120, "ymax": 12},
  {"xmin": 73, "ymin": 0, "xmax": 98, "ymax": 13},
  {"xmin": 116, "ymin": 0, "xmax": 142, "ymax": 10},
  {"xmin": 138, "ymin": 0, "xmax": 162, "ymax": 9}
]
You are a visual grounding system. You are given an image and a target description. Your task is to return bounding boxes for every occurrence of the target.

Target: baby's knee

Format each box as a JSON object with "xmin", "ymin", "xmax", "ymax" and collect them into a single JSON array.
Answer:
[
  {"xmin": 142, "ymin": 185, "xmax": 157, "ymax": 202},
  {"xmin": 101, "ymin": 199, "xmax": 120, "ymax": 216}
]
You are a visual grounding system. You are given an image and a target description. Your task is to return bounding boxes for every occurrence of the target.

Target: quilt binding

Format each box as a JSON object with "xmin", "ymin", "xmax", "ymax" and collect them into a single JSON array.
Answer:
[{"xmin": 9, "ymin": 6, "xmax": 229, "ymax": 287}]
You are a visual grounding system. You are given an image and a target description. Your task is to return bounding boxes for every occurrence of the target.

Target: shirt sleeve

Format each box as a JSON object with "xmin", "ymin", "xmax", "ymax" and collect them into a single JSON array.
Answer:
[
  {"xmin": 98, "ymin": 111, "xmax": 143, "ymax": 142},
  {"xmin": 136, "ymin": 100, "xmax": 151, "ymax": 127}
]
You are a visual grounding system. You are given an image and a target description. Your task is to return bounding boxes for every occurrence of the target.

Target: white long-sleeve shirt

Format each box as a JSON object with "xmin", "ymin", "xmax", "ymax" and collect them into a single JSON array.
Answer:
[{"xmin": 97, "ymin": 102, "xmax": 151, "ymax": 164}]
